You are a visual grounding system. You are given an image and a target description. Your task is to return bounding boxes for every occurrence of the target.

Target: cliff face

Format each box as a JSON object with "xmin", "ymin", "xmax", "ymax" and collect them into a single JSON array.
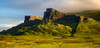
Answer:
[
  {"xmin": 23, "ymin": 8, "xmax": 94, "ymax": 28},
  {"xmin": 43, "ymin": 8, "xmax": 94, "ymax": 24},
  {"xmin": 43, "ymin": 8, "xmax": 66, "ymax": 23},
  {"xmin": 24, "ymin": 8, "xmax": 94, "ymax": 24}
]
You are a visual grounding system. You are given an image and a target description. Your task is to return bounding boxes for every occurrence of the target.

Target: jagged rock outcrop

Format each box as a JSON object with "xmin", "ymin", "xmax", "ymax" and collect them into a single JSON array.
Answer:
[
  {"xmin": 43, "ymin": 8, "xmax": 94, "ymax": 24},
  {"xmin": 24, "ymin": 16, "xmax": 42, "ymax": 22},
  {"xmin": 24, "ymin": 16, "xmax": 43, "ymax": 26},
  {"xmin": 23, "ymin": 8, "xmax": 94, "ymax": 24},
  {"xmin": 43, "ymin": 8, "xmax": 66, "ymax": 23},
  {"xmin": 24, "ymin": 8, "xmax": 94, "ymax": 29},
  {"xmin": 84, "ymin": 18, "xmax": 94, "ymax": 23}
]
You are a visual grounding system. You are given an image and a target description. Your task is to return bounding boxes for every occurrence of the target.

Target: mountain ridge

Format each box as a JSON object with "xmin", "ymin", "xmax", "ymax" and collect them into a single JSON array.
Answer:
[{"xmin": 0, "ymin": 8, "xmax": 99, "ymax": 37}]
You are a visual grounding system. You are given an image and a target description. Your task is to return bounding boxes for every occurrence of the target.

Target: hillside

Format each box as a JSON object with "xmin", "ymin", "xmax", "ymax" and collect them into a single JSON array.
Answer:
[
  {"xmin": 0, "ymin": 8, "xmax": 100, "ymax": 48},
  {"xmin": 71, "ymin": 10, "xmax": 100, "ymax": 21},
  {"xmin": 0, "ymin": 8, "xmax": 99, "ymax": 36}
]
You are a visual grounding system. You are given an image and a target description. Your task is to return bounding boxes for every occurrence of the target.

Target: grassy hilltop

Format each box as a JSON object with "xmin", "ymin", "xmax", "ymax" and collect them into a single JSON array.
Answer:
[{"xmin": 72, "ymin": 10, "xmax": 100, "ymax": 21}]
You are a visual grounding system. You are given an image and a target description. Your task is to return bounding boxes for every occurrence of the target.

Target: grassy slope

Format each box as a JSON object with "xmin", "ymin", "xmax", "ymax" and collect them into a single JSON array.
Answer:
[
  {"xmin": 0, "ymin": 20, "xmax": 42, "ymax": 35},
  {"xmin": 76, "ymin": 21, "xmax": 100, "ymax": 35},
  {"xmin": 71, "ymin": 10, "xmax": 100, "ymax": 21},
  {"xmin": 0, "ymin": 21, "xmax": 100, "ymax": 48}
]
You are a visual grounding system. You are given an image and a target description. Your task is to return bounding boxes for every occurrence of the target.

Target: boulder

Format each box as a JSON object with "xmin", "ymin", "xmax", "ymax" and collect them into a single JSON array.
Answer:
[{"xmin": 84, "ymin": 18, "xmax": 94, "ymax": 23}]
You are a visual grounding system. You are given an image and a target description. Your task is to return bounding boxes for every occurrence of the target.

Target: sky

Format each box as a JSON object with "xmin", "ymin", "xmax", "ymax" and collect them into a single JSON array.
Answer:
[{"xmin": 0, "ymin": 0, "xmax": 100, "ymax": 31}]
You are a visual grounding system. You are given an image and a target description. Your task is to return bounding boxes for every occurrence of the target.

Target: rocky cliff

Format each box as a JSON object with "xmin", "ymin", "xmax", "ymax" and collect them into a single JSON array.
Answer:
[
  {"xmin": 43, "ymin": 8, "xmax": 66, "ymax": 23},
  {"xmin": 43, "ymin": 8, "xmax": 94, "ymax": 24},
  {"xmin": 24, "ymin": 8, "xmax": 94, "ymax": 31},
  {"xmin": 24, "ymin": 8, "xmax": 94, "ymax": 24}
]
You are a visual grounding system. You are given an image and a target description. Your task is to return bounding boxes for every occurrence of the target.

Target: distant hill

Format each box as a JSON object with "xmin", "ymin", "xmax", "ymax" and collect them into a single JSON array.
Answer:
[{"xmin": 71, "ymin": 10, "xmax": 100, "ymax": 21}]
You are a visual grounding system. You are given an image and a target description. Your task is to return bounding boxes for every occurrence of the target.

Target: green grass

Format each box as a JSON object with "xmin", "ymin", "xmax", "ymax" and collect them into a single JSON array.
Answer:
[
  {"xmin": 0, "ymin": 35, "xmax": 100, "ymax": 48},
  {"xmin": 76, "ymin": 21, "xmax": 100, "ymax": 36}
]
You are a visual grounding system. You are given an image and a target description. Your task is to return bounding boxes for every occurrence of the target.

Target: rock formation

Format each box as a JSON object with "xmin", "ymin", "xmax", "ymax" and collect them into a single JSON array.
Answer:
[
  {"xmin": 24, "ymin": 16, "xmax": 43, "ymax": 26},
  {"xmin": 23, "ymin": 8, "xmax": 94, "ymax": 24},
  {"xmin": 24, "ymin": 16, "xmax": 42, "ymax": 22},
  {"xmin": 43, "ymin": 8, "xmax": 94, "ymax": 24},
  {"xmin": 84, "ymin": 18, "xmax": 94, "ymax": 23},
  {"xmin": 23, "ymin": 8, "xmax": 94, "ymax": 27},
  {"xmin": 43, "ymin": 8, "xmax": 66, "ymax": 23}
]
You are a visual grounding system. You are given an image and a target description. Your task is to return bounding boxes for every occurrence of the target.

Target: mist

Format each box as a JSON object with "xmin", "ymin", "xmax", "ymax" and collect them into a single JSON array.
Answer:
[{"xmin": 42, "ymin": 0, "xmax": 100, "ymax": 13}]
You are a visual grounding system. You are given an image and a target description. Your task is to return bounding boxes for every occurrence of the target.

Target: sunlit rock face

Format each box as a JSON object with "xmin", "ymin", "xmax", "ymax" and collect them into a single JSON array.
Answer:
[
  {"xmin": 84, "ymin": 18, "xmax": 94, "ymax": 23},
  {"xmin": 24, "ymin": 16, "xmax": 42, "ymax": 22},
  {"xmin": 24, "ymin": 16, "xmax": 43, "ymax": 26}
]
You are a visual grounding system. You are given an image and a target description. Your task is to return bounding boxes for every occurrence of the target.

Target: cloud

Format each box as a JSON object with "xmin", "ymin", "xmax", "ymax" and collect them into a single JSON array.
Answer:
[
  {"xmin": 0, "ymin": 24, "xmax": 16, "ymax": 31},
  {"xmin": 0, "ymin": 21, "xmax": 24, "ymax": 31},
  {"xmin": 41, "ymin": 0, "xmax": 100, "ymax": 12}
]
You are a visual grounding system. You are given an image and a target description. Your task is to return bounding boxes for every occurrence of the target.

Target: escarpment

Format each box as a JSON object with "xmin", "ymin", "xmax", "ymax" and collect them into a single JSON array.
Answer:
[
  {"xmin": 0, "ymin": 8, "xmax": 94, "ymax": 36},
  {"xmin": 43, "ymin": 8, "xmax": 94, "ymax": 24},
  {"xmin": 24, "ymin": 8, "xmax": 94, "ymax": 25},
  {"xmin": 21, "ymin": 8, "xmax": 94, "ymax": 36}
]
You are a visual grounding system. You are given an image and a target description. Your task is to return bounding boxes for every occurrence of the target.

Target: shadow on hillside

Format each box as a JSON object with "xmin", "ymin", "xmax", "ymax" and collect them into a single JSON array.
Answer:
[{"xmin": 55, "ymin": 15, "xmax": 80, "ymax": 36}]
